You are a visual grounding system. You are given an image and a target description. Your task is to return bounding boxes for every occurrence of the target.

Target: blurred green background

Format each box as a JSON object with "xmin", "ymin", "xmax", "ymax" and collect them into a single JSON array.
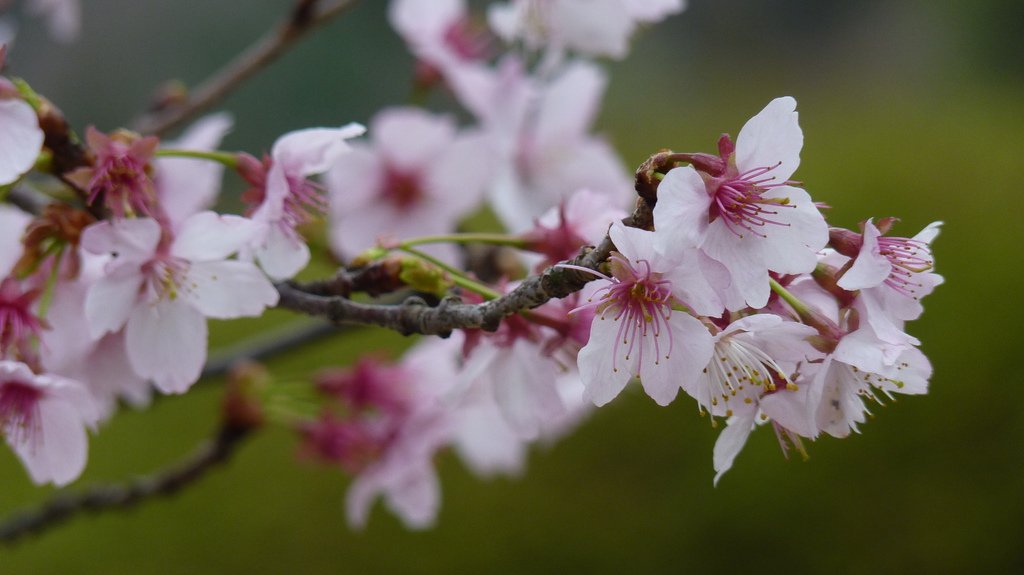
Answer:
[{"xmin": 2, "ymin": 1, "xmax": 1022, "ymax": 573}]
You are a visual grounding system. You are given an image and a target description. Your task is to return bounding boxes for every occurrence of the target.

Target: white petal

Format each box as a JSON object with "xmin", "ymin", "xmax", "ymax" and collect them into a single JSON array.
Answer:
[
  {"xmin": 254, "ymin": 224, "xmax": 310, "ymax": 281},
  {"xmin": 125, "ymin": 299, "xmax": 207, "ymax": 394},
  {"xmin": 757, "ymin": 185, "xmax": 828, "ymax": 275},
  {"xmin": 373, "ymin": 108, "xmax": 454, "ymax": 172},
  {"xmin": 81, "ymin": 219, "xmax": 161, "ymax": 264},
  {"xmin": 384, "ymin": 464, "xmax": 441, "ymax": 530},
  {"xmin": 171, "ymin": 212, "xmax": 255, "ymax": 262},
  {"xmin": 0, "ymin": 99, "xmax": 44, "ymax": 186},
  {"xmin": 735, "ymin": 96, "xmax": 803, "ymax": 182},
  {"xmin": 84, "ymin": 272, "xmax": 144, "ymax": 339},
  {"xmin": 638, "ymin": 311, "xmax": 714, "ymax": 406},
  {"xmin": 653, "ymin": 166, "xmax": 711, "ymax": 250},
  {"xmin": 837, "ymin": 219, "xmax": 891, "ymax": 290},
  {"xmin": 577, "ymin": 302, "xmax": 636, "ymax": 406},
  {"xmin": 701, "ymin": 220, "xmax": 770, "ymax": 309},
  {"xmin": 271, "ymin": 124, "xmax": 366, "ymax": 177},
  {"xmin": 182, "ymin": 260, "xmax": 278, "ymax": 319},
  {"xmin": 534, "ymin": 61, "xmax": 606, "ymax": 149},
  {"xmin": 155, "ymin": 112, "xmax": 233, "ymax": 228},
  {"xmin": 712, "ymin": 408, "xmax": 756, "ymax": 486},
  {"xmin": 11, "ymin": 396, "xmax": 88, "ymax": 486},
  {"xmin": 0, "ymin": 204, "xmax": 31, "ymax": 278}
]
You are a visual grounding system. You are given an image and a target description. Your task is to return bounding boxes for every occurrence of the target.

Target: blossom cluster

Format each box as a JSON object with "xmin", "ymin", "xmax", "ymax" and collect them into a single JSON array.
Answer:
[{"xmin": 0, "ymin": 0, "xmax": 940, "ymax": 531}]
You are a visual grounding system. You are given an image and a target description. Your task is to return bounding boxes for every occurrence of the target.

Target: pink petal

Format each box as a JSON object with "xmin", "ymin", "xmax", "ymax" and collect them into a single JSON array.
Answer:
[
  {"xmin": 84, "ymin": 272, "xmax": 144, "ymax": 339},
  {"xmin": 171, "ymin": 212, "xmax": 255, "ymax": 262},
  {"xmin": 10, "ymin": 395, "xmax": 88, "ymax": 486},
  {"xmin": 81, "ymin": 218, "xmax": 161, "ymax": 265},
  {"xmin": 271, "ymin": 123, "xmax": 365, "ymax": 177},
  {"xmin": 125, "ymin": 299, "xmax": 207, "ymax": 394},
  {"xmin": 254, "ymin": 223, "xmax": 310, "ymax": 281},
  {"xmin": 638, "ymin": 311, "xmax": 713, "ymax": 406},
  {"xmin": 735, "ymin": 96, "xmax": 803, "ymax": 182},
  {"xmin": 0, "ymin": 99, "xmax": 44, "ymax": 186},
  {"xmin": 373, "ymin": 108, "xmax": 455, "ymax": 172},
  {"xmin": 837, "ymin": 219, "xmax": 891, "ymax": 290},
  {"xmin": 712, "ymin": 408, "xmax": 756, "ymax": 486},
  {"xmin": 182, "ymin": 260, "xmax": 278, "ymax": 319},
  {"xmin": 534, "ymin": 61, "xmax": 606, "ymax": 150},
  {"xmin": 653, "ymin": 166, "xmax": 711, "ymax": 249},
  {"xmin": 0, "ymin": 204, "xmax": 31, "ymax": 278},
  {"xmin": 155, "ymin": 113, "xmax": 233, "ymax": 229},
  {"xmin": 577, "ymin": 304, "xmax": 635, "ymax": 406}
]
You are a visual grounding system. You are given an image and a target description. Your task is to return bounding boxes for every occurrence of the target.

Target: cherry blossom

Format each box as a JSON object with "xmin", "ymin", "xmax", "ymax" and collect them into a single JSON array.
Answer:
[
  {"xmin": 326, "ymin": 108, "xmax": 492, "ymax": 262},
  {"xmin": 81, "ymin": 212, "xmax": 278, "ymax": 394},
  {"xmin": 0, "ymin": 360, "xmax": 97, "ymax": 486},
  {"xmin": 239, "ymin": 123, "xmax": 364, "ymax": 280},
  {"xmin": 573, "ymin": 222, "xmax": 717, "ymax": 406},
  {"xmin": 654, "ymin": 97, "xmax": 829, "ymax": 310}
]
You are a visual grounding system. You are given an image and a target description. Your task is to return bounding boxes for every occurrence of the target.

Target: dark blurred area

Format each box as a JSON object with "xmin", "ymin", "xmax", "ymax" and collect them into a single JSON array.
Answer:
[{"xmin": 1, "ymin": 1, "xmax": 1021, "ymax": 573}]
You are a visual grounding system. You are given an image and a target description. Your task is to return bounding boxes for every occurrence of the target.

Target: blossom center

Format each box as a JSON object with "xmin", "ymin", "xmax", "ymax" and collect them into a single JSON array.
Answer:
[
  {"xmin": 141, "ymin": 255, "xmax": 190, "ymax": 302},
  {"xmin": 708, "ymin": 163, "xmax": 793, "ymax": 239},
  {"xmin": 590, "ymin": 253, "xmax": 675, "ymax": 374},
  {"xmin": 877, "ymin": 236, "xmax": 933, "ymax": 297},
  {"xmin": 381, "ymin": 167, "xmax": 423, "ymax": 211},
  {"xmin": 699, "ymin": 336, "xmax": 796, "ymax": 416},
  {"xmin": 0, "ymin": 280, "xmax": 45, "ymax": 358},
  {"xmin": 0, "ymin": 380, "xmax": 43, "ymax": 446}
]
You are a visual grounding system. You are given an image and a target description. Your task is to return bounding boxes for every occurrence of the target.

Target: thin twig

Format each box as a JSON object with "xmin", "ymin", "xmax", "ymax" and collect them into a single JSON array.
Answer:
[
  {"xmin": 0, "ymin": 422, "xmax": 253, "ymax": 544},
  {"xmin": 133, "ymin": 0, "xmax": 360, "ymax": 136}
]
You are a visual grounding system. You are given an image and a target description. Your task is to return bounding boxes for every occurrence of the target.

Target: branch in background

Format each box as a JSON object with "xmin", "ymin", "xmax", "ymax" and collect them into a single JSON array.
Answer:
[
  {"xmin": 0, "ymin": 421, "xmax": 253, "ymax": 544},
  {"xmin": 133, "ymin": 0, "xmax": 360, "ymax": 136}
]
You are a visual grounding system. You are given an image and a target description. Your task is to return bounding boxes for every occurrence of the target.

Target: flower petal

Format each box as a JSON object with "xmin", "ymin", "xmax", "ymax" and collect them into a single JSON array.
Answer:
[
  {"xmin": 735, "ymin": 96, "xmax": 802, "ymax": 182},
  {"xmin": 182, "ymin": 260, "xmax": 279, "ymax": 319},
  {"xmin": 0, "ymin": 98, "xmax": 44, "ymax": 186},
  {"xmin": 125, "ymin": 299, "xmax": 207, "ymax": 394}
]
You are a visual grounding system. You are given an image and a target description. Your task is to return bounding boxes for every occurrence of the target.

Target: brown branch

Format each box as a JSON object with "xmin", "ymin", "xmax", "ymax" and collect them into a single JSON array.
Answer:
[
  {"xmin": 276, "ymin": 193, "xmax": 656, "ymax": 335},
  {"xmin": 133, "ymin": 0, "xmax": 360, "ymax": 136},
  {"xmin": 0, "ymin": 421, "xmax": 253, "ymax": 545}
]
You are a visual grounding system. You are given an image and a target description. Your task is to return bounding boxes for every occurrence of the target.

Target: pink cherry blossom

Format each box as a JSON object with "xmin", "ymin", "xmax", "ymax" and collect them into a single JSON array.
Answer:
[
  {"xmin": 833, "ymin": 219, "xmax": 943, "ymax": 344},
  {"xmin": 654, "ymin": 97, "xmax": 829, "ymax": 310},
  {"xmin": 241, "ymin": 123, "xmax": 365, "ymax": 280},
  {"xmin": 389, "ymin": 0, "xmax": 491, "ymax": 77},
  {"xmin": 0, "ymin": 360, "xmax": 97, "ymax": 486},
  {"xmin": 524, "ymin": 187, "xmax": 628, "ymax": 269},
  {"xmin": 66, "ymin": 127, "xmax": 160, "ymax": 219},
  {"xmin": 572, "ymin": 222, "xmax": 716, "ymax": 406},
  {"xmin": 326, "ymin": 108, "xmax": 492, "ymax": 262},
  {"xmin": 81, "ymin": 212, "xmax": 278, "ymax": 394},
  {"xmin": 0, "ymin": 94, "xmax": 44, "ymax": 187},
  {"xmin": 482, "ymin": 61, "xmax": 633, "ymax": 231}
]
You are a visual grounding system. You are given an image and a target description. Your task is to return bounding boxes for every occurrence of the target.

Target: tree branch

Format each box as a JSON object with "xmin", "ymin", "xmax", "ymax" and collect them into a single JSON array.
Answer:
[
  {"xmin": 0, "ymin": 422, "xmax": 253, "ymax": 544},
  {"xmin": 133, "ymin": 0, "xmax": 359, "ymax": 136},
  {"xmin": 275, "ymin": 194, "xmax": 656, "ymax": 335}
]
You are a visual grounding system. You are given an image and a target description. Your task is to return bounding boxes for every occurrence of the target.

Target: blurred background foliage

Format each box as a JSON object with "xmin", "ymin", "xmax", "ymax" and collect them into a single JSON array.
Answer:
[{"xmin": 1, "ymin": 0, "xmax": 1022, "ymax": 573}]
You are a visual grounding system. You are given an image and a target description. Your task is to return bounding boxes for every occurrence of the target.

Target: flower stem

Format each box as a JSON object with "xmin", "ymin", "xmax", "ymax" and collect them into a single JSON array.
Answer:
[
  {"xmin": 154, "ymin": 148, "xmax": 239, "ymax": 168},
  {"xmin": 399, "ymin": 233, "xmax": 528, "ymax": 249},
  {"xmin": 398, "ymin": 246, "xmax": 501, "ymax": 300}
]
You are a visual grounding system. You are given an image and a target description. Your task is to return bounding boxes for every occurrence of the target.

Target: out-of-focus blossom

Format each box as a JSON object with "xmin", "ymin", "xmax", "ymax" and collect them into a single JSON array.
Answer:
[
  {"xmin": 0, "ymin": 360, "xmax": 96, "ymax": 486},
  {"xmin": 488, "ymin": 0, "xmax": 685, "ymax": 59},
  {"xmin": 523, "ymin": 188, "xmax": 626, "ymax": 269},
  {"xmin": 0, "ymin": 89, "xmax": 44, "ymax": 187},
  {"xmin": 326, "ymin": 108, "xmax": 491, "ymax": 263},
  {"xmin": 154, "ymin": 113, "xmax": 233, "ymax": 230}
]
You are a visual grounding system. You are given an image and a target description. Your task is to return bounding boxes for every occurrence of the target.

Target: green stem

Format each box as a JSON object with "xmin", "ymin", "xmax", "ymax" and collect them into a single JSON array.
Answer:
[
  {"xmin": 768, "ymin": 278, "xmax": 807, "ymax": 315},
  {"xmin": 399, "ymin": 233, "xmax": 528, "ymax": 249},
  {"xmin": 398, "ymin": 246, "xmax": 501, "ymax": 300},
  {"xmin": 155, "ymin": 148, "xmax": 239, "ymax": 168}
]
